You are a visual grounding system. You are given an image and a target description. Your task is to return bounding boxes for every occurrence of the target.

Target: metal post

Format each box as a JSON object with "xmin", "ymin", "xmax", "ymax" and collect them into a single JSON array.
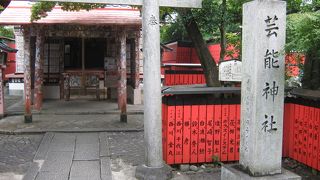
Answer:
[
  {"xmin": 23, "ymin": 26, "xmax": 32, "ymax": 123},
  {"xmin": 117, "ymin": 31, "xmax": 127, "ymax": 122},
  {"xmin": 34, "ymin": 27, "xmax": 45, "ymax": 111}
]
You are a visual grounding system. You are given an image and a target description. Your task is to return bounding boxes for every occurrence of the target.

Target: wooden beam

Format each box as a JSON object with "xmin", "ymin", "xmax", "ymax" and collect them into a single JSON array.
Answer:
[{"xmin": 37, "ymin": 0, "xmax": 202, "ymax": 8}]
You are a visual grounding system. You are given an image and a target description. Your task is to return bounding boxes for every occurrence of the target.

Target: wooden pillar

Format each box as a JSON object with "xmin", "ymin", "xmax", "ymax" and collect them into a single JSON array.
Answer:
[
  {"xmin": 117, "ymin": 31, "xmax": 127, "ymax": 123},
  {"xmin": 34, "ymin": 28, "xmax": 45, "ymax": 110},
  {"xmin": 59, "ymin": 38, "xmax": 65, "ymax": 100},
  {"xmin": 133, "ymin": 32, "xmax": 140, "ymax": 89},
  {"xmin": 0, "ymin": 67, "xmax": 5, "ymax": 118},
  {"xmin": 23, "ymin": 27, "xmax": 32, "ymax": 123}
]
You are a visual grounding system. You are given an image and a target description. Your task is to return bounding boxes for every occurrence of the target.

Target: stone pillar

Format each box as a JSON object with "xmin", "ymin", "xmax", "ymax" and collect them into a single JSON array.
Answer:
[
  {"xmin": 117, "ymin": 31, "xmax": 127, "ymax": 123},
  {"xmin": 23, "ymin": 27, "xmax": 32, "ymax": 123},
  {"xmin": 142, "ymin": 0, "xmax": 162, "ymax": 168},
  {"xmin": 0, "ymin": 67, "xmax": 5, "ymax": 118},
  {"xmin": 34, "ymin": 28, "xmax": 45, "ymax": 111},
  {"xmin": 222, "ymin": 1, "xmax": 300, "ymax": 179},
  {"xmin": 136, "ymin": 0, "xmax": 171, "ymax": 179}
]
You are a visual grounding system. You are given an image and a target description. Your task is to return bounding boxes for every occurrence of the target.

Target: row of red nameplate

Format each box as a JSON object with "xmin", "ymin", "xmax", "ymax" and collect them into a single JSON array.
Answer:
[
  {"xmin": 162, "ymin": 97, "xmax": 240, "ymax": 164},
  {"xmin": 164, "ymin": 73, "xmax": 206, "ymax": 86},
  {"xmin": 163, "ymin": 97, "xmax": 320, "ymax": 172},
  {"xmin": 283, "ymin": 103, "xmax": 320, "ymax": 171}
]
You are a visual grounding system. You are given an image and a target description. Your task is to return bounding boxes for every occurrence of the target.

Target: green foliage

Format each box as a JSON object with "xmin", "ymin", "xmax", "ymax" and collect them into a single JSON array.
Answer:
[
  {"xmin": 31, "ymin": 2, "xmax": 106, "ymax": 22},
  {"xmin": 212, "ymin": 155, "xmax": 222, "ymax": 166},
  {"xmin": 0, "ymin": 26, "xmax": 14, "ymax": 38},
  {"xmin": 286, "ymin": 12, "xmax": 320, "ymax": 52}
]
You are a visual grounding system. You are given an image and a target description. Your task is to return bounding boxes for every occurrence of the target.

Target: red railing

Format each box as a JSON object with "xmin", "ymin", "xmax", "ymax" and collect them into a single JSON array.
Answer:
[{"xmin": 162, "ymin": 95, "xmax": 320, "ymax": 171}]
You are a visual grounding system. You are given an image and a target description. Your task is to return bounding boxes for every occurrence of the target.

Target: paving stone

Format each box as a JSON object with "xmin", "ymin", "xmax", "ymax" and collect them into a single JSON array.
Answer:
[
  {"xmin": 101, "ymin": 157, "xmax": 112, "ymax": 180},
  {"xmin": 69, "ymin": 160, "xmax": 101, "ymax": 180},
  {"xmin": 76, "ymin": 133, "xmax": 99, "ymax": 144},
  {"xmin": 40, "ymin": 151, "xmax": 73, "ymax": 175},
  {"xmin": 73, "ymin": 143, "xmax": 99, "ymax": 161},
  {"xmin": 99, "ymin": 132, "xmax": 110, "ymax": 157},
  {"xmin": 49, "ymin": 142, "xmax": 75, "ymax": 152},
  {"xmin": 35, "ymin": 172, "xmax": 69, "ymax": 180},
  {"xmin": 34, "ymin": 133, "xmax": 54, "ymax": 160},
  {"xmin": 51, "ymin": 133, "xmax": 76, "ymax": 144},
  {"xmin": 22, "ymin": 162, "xmax": 40, "ymax": 180}
]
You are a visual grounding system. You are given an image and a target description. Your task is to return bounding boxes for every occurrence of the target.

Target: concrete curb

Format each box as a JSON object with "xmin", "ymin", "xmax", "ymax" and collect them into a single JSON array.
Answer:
[
  {"xmin": 5, "ymin": 111, "xmax": 144, "ymax": 117},
  {"xmin": 0, "ymin": 127, "xmax": 144, "ymax": 135}
]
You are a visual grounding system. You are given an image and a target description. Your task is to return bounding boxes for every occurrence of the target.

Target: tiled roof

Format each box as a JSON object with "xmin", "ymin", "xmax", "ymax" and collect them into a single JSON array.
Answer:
[
  {"xmin": 0, "ymin": 41, "xmax": 17, "ymax": 53},
  {"xmin": 0, "ymin": 1, "xmax": 141, "ymax": 26}
]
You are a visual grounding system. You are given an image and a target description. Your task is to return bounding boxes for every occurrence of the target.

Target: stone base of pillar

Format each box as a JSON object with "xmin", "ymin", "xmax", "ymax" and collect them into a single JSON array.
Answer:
[
  {"xmin": 24, "ymin": 115, "xmax": 32, "ymax": 123},
  {"xmin": 135, "ymin": 164, "xmax": 172, "ymax": 180},
  {"xmin": 128, "ymin": 86, "xmax": 142, "ymax": 105},
  {"xmin": 221, "ymin": 164, "xmax": 301, "ymax": 180},
  {"xmin": 120, "ymin": 114, "xmax": 127, "ymax": 123}
]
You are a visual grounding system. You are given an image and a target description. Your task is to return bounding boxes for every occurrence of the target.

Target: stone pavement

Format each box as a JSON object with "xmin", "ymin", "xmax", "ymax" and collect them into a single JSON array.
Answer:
[
  {"xmin": 24, "ymin": 132, "xmax": 112, "ymax": 180},
  {"xmin": 0, "ymin": 114, "xmax": 143, "ymax": 133},
  {"xmin": 0, "ymin": 134, "xmax": 43, "ymax": 180},
  {"xmin": 1, "ymin": 98, "xmax": 144, "ymax": 133}
]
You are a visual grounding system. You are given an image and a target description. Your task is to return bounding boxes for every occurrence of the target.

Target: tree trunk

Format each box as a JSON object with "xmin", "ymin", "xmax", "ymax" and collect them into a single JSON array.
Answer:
[
  {"xmin": 178, "ymin": 9, "xmax": 221, "ymax": 87},
  {"xmin": 302, "ymin": 48, "xmax": 320, "ymax": 90},
  {"xmin": 219, "ymin": 0, "xmax": 227, "ymax": 62}
]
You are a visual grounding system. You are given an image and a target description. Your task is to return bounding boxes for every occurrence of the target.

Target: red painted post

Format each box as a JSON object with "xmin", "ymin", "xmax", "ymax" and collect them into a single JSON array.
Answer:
[
  {"xmin": 175, "ymin": 97, "xmax": 183, "ymax": 164},
  {"xmin": 293, "ymin": 104, "xmax": 300, "ymax": 161},
  {"xmin": 206, "ymin": 101, "xmax": 214, "ymax": 162},
  {"xmin": 0, "ymin": 67, "xmax": 5, "ymax": 118},
  {"xmin": 288, "ymin": 103, "xmax": 295, "ymax": 158},
  {"xmin": 228, "ymin": 104, "xmax": 236, "ymax": 161},
  {"xmin": 182, "ymin": 98, "xmax": 191, "ymax": 164},
  {"xmin": 190, "ymin": 99, "xmax": 199, "ymax": 163},
  {"xmin": 310, "ymin": 105, "xmax": 317, "ymax": 169},
  {"xmin": 34, "ymin": 28, "xmax": 44, "ymax": 111},
  {"xmin": 162, "ymin": 97, "xmax": 167, "ymax": 162},
  {"xmin": 307, "ymin": 104, "xmax": 313, "ymax": 167},
  {"xmin": 316, "ymin": 106, "xmax": 320, "ymax": 171},
  {"xmin": 235, "ymin": 104, "xmax": 241, "ymax": 160},
  {"xmin": 198, "ymin": 100, "xmax": 207, "ymax": 163},
  {"xmin": 23, "ymin": 27, "xmax": 32, "ymax": 123},
  {"xmin": 221, "ymin": 101, "xmax": 229, "ymax": 162},
  {"xmin": 167, "ymin": 97, "xmax": 175, "ymax": 164},
  {"xmin": 117, "ymin": 31, "xmax": 127, "ymax": 123},
  {"xmin": 213, "ymin": 99, "xmax": 222, "ymax": 161}
]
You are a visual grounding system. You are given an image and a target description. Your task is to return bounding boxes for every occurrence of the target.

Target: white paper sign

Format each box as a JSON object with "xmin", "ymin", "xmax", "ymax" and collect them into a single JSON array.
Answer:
[{"xmin": 219, "ymin": 60, "xmax": 242, "ymax": 82}]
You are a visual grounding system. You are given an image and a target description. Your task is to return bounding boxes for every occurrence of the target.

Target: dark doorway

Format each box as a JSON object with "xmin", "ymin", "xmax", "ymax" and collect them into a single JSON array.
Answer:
[
  {"xmin": 85, "ymin": 38, "xmax": 106, "ymax": 69},
  {"xmin": 64, "ymin": 38, "xmax": 82, "ymax": 69}
]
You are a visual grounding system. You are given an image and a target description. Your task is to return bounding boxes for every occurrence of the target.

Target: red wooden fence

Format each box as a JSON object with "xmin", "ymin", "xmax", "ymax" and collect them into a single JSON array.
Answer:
[
  {"xmin": 163, "ymin": 70, "xmax": 206, "ymax": 86},
  {"xmin": 283, "ymin": 99, "xmax": 320, "ymax": 171},
  {"xmin": 162, "ymin": 95, "xmax": 240, "ymax": 164},
  {"xmin": 162, "ymin": 95, "xmax": 320, "ymax": 171}
]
